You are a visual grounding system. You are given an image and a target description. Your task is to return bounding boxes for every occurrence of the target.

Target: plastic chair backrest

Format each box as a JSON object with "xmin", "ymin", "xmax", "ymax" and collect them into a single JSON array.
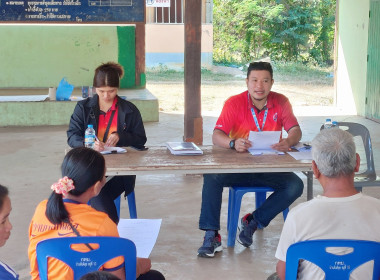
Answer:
[
  {"xmin": 320, "ymin": 122, "xmax": 377, "ymax": 180},
  {"xmin": 338, "ymin": 122, "xmax": 376, "ymax": 178},
  {"xmin": 36, "ymin": 236, "xmax": 136, "ymax": 280},
  {"xmin": 286, "ymin": 239, "xmax": 380, "ymax": 280}
]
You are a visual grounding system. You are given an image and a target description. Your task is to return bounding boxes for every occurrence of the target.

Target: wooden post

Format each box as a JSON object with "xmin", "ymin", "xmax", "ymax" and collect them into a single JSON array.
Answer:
[{"xmin": 184, "ymin": 0, "xmax": 203, "ymax": 145}]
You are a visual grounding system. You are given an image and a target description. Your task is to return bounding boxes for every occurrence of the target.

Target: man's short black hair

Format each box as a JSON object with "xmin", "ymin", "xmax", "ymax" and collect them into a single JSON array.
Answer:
[{"xmin": 247, "ymin": 62, "xmax": 273, "ymax": 79}]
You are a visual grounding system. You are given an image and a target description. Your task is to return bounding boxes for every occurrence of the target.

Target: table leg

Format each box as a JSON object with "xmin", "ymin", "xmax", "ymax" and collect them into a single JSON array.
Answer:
[{"xmin": 305, "ymin": 171, "xmax": 313, "ymax": 201}]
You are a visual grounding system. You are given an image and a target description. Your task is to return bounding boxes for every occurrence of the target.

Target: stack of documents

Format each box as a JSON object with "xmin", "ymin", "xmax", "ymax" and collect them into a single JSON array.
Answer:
[{"xmin": 166, "ymin": 142, "xmax": 203, "ymax": 155}]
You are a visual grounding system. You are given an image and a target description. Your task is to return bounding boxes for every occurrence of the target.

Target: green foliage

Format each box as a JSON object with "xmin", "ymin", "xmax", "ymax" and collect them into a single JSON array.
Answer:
[
  {"xmin": 213, "ymin": 0, "xmax": 336, "ymax": 66},
  {"xmin": 266, "ymin": 2, "xmax": 318, "ymax": 61},
  {"xmin": 146, "ymin": 61, "xmax": 332, "ymax": 85},
  {"xmin": 310, "ymin": 0, "xmax": 336, "ymax": 65},
  {"xmin": 273, "ymin": 61, "xmax": 333, "ymax": 85},
  {"xmin": 145, "ymin": 65, "xmax": 243, "ymax": 82},
  {"xmin": 146, "ymin": 64, "xmax": 184, "ymax": 81}
]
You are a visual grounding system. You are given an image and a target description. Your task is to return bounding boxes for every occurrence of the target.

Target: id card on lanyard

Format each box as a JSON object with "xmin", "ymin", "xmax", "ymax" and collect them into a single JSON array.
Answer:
[{"xmin": 248, "ymin": 92, "xmax": 268, "ymax": 132}]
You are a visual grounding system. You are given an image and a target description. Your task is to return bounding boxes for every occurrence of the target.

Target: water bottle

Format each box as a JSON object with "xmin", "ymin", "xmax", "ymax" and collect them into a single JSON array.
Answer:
[
  {"xmin": 323, "ymin": 118, "xmax": 333, "ymax": 129},
  {"xmin": 332, "ymin": 121, "xmax": 338, "ymax": 128},
  {"xmin": 81, "ymin": 86, "xmax": 89, "ymax": 98},
  {"xmin": 85, "ymin": 124, "xmax": 96, "ymax": 149},
  {"xmin": 88, "ymin": 86, "xmax": 94, "ymax": 98}
]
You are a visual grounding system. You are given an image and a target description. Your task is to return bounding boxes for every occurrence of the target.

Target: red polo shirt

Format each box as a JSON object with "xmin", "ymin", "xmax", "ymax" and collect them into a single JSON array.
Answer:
[
  {"xmin": 215, "ymin": 90, "xmax": 299, "ymax": 140},
  {"xmin": 98, "ymin": 98, "xmax": 119, "ymax": 142}
]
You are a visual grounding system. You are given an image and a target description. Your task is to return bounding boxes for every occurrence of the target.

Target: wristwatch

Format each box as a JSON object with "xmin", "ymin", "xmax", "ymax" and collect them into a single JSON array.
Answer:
[{"xmin": 229, "ymin": 139, "xmax": 236, "ymax": 150}]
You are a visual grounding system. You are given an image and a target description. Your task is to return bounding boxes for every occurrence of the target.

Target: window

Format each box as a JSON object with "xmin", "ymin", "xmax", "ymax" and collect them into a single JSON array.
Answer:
[{"xmin": 146, "ymin": 0, "xmax": 212, "ymax": 24}]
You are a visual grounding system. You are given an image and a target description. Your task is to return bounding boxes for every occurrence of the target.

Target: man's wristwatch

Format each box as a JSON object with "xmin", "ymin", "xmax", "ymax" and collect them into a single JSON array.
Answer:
[{"xmin": 229, "ymin": 139, "xmax": 236, "ymax": 150}]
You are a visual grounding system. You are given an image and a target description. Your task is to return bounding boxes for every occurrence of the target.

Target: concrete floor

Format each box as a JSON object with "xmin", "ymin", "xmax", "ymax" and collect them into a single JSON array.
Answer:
[{"xmin": 1, "ymin": 108, "xmax": 380, "ymax": 280}]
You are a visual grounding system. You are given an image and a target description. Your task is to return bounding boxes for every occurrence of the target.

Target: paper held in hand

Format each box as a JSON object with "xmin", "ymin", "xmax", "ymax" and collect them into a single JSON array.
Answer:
[
  {"xmin": 118, "ymin": 219, "xmax": 162, "ymax": 258},
  {"xmin": 166, "ymin": 142, "xmax": 203, "ymax": 155},
  {"xmin": 247, "ymin": 131, "xmax": 282, "ymax": 155}
]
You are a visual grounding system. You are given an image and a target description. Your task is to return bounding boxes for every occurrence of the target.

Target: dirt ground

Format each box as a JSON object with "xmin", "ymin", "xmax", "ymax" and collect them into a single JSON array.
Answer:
[{"xmin": 147, "ymin": 66, "xmax": 334, "ymax": 114}]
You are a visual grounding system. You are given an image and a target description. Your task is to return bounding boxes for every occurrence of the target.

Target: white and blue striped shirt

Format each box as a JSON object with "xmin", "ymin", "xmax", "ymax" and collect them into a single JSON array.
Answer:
[{"xmin": 0, "ymin": 260, "xmax": 18, "ymax": 280}]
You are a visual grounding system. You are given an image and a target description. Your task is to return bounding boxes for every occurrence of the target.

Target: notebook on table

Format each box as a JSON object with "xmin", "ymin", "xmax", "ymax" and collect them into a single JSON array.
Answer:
[{"xmin": 166, "ymin": 142, "xmax": 203, "ymax": 155}]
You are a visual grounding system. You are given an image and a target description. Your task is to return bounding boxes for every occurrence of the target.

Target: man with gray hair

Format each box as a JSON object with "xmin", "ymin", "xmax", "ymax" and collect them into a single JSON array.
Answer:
[{"xmin": 275, "ymin": 128, "xmax": 380, "ymax": 280}]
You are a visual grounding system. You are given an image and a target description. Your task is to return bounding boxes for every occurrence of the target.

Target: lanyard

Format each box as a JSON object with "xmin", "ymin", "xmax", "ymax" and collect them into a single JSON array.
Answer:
[
  {"xmin": 102, "ymin": 109, "xmax": 116, "ymax": 142},
  {"xmin": 248, "ymin": 93, "xmax": 268, "ymax": 132}
]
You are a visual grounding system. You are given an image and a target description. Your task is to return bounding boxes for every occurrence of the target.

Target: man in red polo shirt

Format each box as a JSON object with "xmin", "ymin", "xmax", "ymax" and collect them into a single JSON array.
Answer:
[{"xmin": 198, "ymin": 61, "xmax": 304, "ymax": 257}]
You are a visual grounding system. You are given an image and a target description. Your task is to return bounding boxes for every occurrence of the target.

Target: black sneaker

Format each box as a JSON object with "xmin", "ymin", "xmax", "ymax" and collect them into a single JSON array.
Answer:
[
  {"xmin": 237, "ymin": 213, "xmax": 258, "ymax": 247},
  {"xmin": 197, "ymin": 230, "xmax": 223, "ymax": 258}
]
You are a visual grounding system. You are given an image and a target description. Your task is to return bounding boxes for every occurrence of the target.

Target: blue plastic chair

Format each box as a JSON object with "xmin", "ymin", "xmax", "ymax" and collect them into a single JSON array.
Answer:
[
  {"xmin": 115, "ymin": 191, "xmax": 137, "ymax": 219},
  {"xmin": 227, "ymin": 186, "xmax": 289, "ymax": 247},
  {"xmin": 88, "ymin": 191, "xmax": 137, "ymax": 220},
  {"xmin": 36, "ymin": 236, "xmax": 136, "ymax": 280},
  {"xmin": 286, "ymin": 239, "xmax": 380, "ymax": 280}
]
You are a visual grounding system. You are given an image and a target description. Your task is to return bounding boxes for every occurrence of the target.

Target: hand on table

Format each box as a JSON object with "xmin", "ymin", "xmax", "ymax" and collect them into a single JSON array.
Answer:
[
  {"xmin": 105, "ymin": 132, "xmax": 120, "ymax": 147},
  {"xmin": 271, "ymin": 138, "xmax": 291, "ymax": 152},
  {"xmin": 235, "ymin": 138, "xmax": 251, "ymax": 153}
]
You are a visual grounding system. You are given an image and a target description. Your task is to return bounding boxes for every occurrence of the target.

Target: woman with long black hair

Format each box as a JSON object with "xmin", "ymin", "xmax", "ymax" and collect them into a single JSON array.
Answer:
[{"xmin": 28, "ymin": 147, "xmax": 164, "ymax": 280}]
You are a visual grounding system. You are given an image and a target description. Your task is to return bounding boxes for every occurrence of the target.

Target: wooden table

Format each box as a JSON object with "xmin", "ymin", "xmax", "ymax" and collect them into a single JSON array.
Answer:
[{"xmin": 104, "ymin": 146, "xmax": 314, "ymax": 200}]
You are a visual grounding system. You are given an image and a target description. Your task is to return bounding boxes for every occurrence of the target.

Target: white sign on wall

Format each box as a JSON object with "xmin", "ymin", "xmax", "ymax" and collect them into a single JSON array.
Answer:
[{"xmin": 146, "ymin": 0, "xmax": 171, "ymax": 8}]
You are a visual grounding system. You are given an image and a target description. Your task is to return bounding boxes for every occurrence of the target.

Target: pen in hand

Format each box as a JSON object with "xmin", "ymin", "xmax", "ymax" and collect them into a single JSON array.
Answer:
[{"xmin": 93, "ymin": 135, "xmax": 105, "ymax": 151}]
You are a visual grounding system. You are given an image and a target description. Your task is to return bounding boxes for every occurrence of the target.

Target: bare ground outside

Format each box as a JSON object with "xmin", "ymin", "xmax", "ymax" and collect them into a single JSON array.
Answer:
[{"xmin": 146, "ymin": 66, "xmax": 334, "ymax": 115}]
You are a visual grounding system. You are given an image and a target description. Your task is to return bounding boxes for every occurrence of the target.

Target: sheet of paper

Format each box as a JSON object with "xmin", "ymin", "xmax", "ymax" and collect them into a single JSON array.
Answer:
[
  {"xmin": 248, "ymin": 131, "xmax": 281, "ymax": 154},
  {"xmin": 288, "ymin": 151, "xmax": 313, "ymax": 160},
  {"xmin": 0, "ymin": 95, "xmax": 48, "ymax": 102},
  {"xmin": 100, "ymin": 147, "xmax": 126, "ymax": 155},
  {"xmin": 292, "ymin": 142, "xmax": 312, "ymax": 152},
  {"xmin": 249, "ymin": 150, "xmax": 285, "ymax": 155},
  {"xmin": 117, "ymin": 219, "xmax": 162, "ymax": 258}
]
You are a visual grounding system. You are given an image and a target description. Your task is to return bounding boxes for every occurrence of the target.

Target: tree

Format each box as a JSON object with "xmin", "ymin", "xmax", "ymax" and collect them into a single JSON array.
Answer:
[
  {"xmin": 212, "ymin": 0, "xmax": 336, "ymax": 65},
  {"xmin": 310, "ymin": 0, "xmax": 336, "ymax": 65}
]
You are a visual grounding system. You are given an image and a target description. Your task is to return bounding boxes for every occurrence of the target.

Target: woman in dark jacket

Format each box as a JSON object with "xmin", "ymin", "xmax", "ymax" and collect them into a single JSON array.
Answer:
[{"xmin": 67, "ymin": 62, "xmax": 147, "ymax": 224}]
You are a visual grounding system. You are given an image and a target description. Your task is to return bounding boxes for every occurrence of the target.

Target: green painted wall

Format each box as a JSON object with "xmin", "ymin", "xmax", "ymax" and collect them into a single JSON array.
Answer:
[
  {"xmin": 118, "ymin": 26, "xmax": 136, "ymax": 88},
  {"xmin": 336, "ymin": 0, "xmax": 370, "ymax": 115},
  {"xmin": 0, "ymin": 25, "xmax": 136, "ymax": 89},
  {"xmin": 365, "ymin": 0, "xmax": 380, "ymax": 120}
]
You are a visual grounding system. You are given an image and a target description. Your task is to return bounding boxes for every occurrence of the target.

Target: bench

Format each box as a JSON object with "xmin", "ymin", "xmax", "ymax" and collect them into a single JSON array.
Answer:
[{"xmin": 0, "ymin": 88, "xmax": 159, "ymax": 126}]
